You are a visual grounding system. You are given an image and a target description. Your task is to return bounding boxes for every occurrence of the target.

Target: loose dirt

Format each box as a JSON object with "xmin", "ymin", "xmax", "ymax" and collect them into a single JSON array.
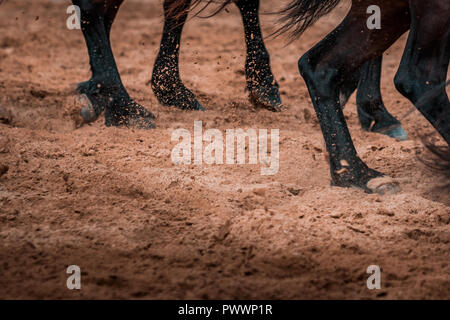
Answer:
[{"xmin": 0, "ymin": 0, "xmax": 448, "ymax": 299}]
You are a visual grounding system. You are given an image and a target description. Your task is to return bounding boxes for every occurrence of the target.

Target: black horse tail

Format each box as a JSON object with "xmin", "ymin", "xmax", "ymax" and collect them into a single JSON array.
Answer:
[
  {"xmin": 276, "ymin": 0, "xmax": 343, "ymax": 38},
  {"xmin": 170, "ymin": 1, "xmax": 342, "ymax": 36}
]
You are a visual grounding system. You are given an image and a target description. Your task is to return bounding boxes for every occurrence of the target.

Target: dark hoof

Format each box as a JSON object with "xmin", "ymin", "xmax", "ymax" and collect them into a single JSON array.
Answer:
[
  {"xmin": 248, "ymin": 87, "xmax": 284, "ymax": 112},
  {"xmin": 375, "ymin": 125, "xmax": 408, "ymax": 141},
  {"xmin": 105, "ymin": 102, "xmax": 155, "ymax": 130},
  {"xmin": 174, "ymin": 98, "xmax": 205, "ymax": 111},
  {"xmin": 358, "ymin": 107, "xmax": 407, "ymax": 141},
  {"xmin": 78, "ymin": 94, "xmax": 99, "ymax": 123}
]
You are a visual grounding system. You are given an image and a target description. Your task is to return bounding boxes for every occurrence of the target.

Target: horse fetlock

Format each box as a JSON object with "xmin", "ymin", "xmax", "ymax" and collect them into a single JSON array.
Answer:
[
  {"xmin": 245, "ymin": 61, "xmax": 282, "ymax": 111},
  {"xmin": 330, "ymin": 159, "xmax": 389, "ymax": 194},
  {"xmin": 152, "ymin": 80, "xmax": 204, "ymax": 111},
  {"xmin": 77, "ymin": 77, "xmax": 122, "ymax": 96}
]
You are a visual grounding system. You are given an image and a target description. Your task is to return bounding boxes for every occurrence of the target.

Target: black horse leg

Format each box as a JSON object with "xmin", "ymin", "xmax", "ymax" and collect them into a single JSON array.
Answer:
[
  {"xmin": 74, "ymin": 0, "xmax": 155, "ymax": 128},
  {"xmin": 76, "ymin": 1, "xmax": 120, "ymax": 104},
  {"xmin": 298, "ymin": 0, "xmax": 410, "ymax": 192},
  {"xmin": 337, "ymin": 56, "xmax": 408, "ymax": 140},
  {"xmin": 357, "ymin": 56, "xmax": 408, "ymax": 140},
  {"xmin": 394, "ymin": 0, "xmax": 450, "ymax": 144},
  {"xmin": 234, "ymin": 0, "xmax": 283, "ymax": 111},
  {"xmin": 151, "ymin": 0, "xmax": 205, "ymax": 110}
]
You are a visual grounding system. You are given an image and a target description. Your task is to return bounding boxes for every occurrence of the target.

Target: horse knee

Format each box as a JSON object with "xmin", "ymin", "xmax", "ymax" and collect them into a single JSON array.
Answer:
[
  {"xmin": 394, "ymin": 67, "xmax": 417, "ymax": 99},
  {"xmin": 298, "ymin": 55, "xmax": 311, "ymax": 79},
  {"xmin": 298, "ymin": 54, "xmax": 339, "ymax": 90},
  {"xmin": 394, "ymin": 66, "xmax": 442, "ymax": 103}
]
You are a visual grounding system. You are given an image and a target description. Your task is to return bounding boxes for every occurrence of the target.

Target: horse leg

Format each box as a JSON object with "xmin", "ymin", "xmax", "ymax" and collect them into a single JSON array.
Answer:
[
  {"xmin": 76, "ymin": 1, "xmax": 121, "ymax": 103},
  {"xmin": 74, "ymin": 0, "xmax": 155, "ymax": 128},
  {"xmin": 235, "ymin": 0, "xmax": 283, "ymax": 111},
  {"xmin": 356, "ymin": 56, "xmax": 408, "ymax": 140},
  {"xmin": 337, "ymin": 56, "xmax": 407, "ymax": 140},
  {"xmin": 151, "ymin": 0, "xmax": 205, "ymax": 111},
  {"xmin": 298, "ymin": 0, "xmax": 410, "ymax": 193},
  {"xmin": 394, "ymin": 0, "xmax": 450, "ymax": 144}
]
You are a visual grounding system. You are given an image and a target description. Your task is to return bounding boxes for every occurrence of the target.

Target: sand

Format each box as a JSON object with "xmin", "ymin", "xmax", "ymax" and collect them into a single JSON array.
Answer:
[{"xmin": 0, "ymin": 0, "xmax": 449, "ymax": 299}]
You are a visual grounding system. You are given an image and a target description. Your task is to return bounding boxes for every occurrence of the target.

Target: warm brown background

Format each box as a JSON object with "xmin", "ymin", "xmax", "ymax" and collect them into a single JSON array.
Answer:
[{"xmin": 0, "ymin": 0, "xmax": 449, "ymax": 299}]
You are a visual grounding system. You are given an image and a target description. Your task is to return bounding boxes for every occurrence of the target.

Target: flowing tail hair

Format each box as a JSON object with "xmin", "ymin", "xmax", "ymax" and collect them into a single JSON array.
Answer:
[
  {"xmin": 170, "ymin": 0, "xmax": 342, "ymax": 37},
  {"xmin": 275, "ymin": 0, "xmax": 342, "ymax": 38}
]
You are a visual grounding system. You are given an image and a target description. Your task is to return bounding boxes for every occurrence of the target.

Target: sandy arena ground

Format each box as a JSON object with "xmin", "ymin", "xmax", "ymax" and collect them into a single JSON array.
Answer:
[{"xmin": 0, "ymin": 0, "xmax": 449, "ymax": 299}]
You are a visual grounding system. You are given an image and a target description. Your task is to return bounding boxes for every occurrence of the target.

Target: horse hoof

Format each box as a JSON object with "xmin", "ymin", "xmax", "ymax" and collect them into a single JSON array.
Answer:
[
  {"xmin": 249, "ymin": 91, "xmax": 284, "ymax": 112},
  {"xmin": 105, "ymin": 115, "xmax": 156, "ymax": 130},
  {"xmin": 377, "ymin": 125, "xmax": 408, "ymax": 141},
  {"xmin": 189, "ymin": 99, "xmax": 206, "ymax": 111},
  {"xmin": 78, "ymin": 94, "xmax": 98, "ymax": 123},
  {"xmin": 74, "ymin": 81, "xmax": 90, "ymax": 94},
  {"xmin": 366, "ymin": 177, "xmax": 401, "ymax": 195},
  {"xmin": 105, "ymin": 102, "xmax": 156, "ymax": 130}
]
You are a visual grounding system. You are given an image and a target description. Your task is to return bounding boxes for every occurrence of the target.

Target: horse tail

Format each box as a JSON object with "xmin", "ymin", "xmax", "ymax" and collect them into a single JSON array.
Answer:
[
  {"xmin": 168, "ymin": 0, "xmax": 233, "ymax": 19},
  {"xmin": 276, "ymin": 0, "xmax": 342, "ymax": 37},
  {"xmin": 422, "ymin": 139, "xmax": 450, "ymax": 187},
  {"xmin": 169, "ymin": 0, "xmax": 342, "ymax": 36}
]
